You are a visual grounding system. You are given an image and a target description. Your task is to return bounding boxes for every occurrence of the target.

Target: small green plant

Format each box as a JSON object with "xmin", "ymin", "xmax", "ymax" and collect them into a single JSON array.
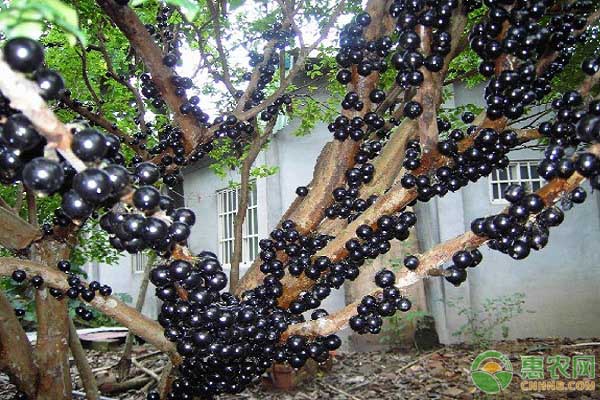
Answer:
[
  {"xmin": 446, "ymin": 292, "xmax": 533, "ymax": 348},
  {"xmin": 380, "ymin": 309, "xmax": 431, "ymax": 345}
]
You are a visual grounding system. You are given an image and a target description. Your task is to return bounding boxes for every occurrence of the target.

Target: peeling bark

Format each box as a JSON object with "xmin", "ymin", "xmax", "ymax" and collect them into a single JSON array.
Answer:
[
  {"xmin": 32, "ymin": 240, "xmax": 73, "ymax": 400},
  {"xmin": 235, "ymin": 0, "xmax": 396, "ymax": 296},
  {"xmin": 0, "ymin": 207, "xmax": 41, "ymax": 250},
  {"xmin": 283, "ymin": 145, "xmax": 600, "ymax": 339},
  {"xmin": 0, "ymin": 290, "xmax": 38, "ymax": 398}
]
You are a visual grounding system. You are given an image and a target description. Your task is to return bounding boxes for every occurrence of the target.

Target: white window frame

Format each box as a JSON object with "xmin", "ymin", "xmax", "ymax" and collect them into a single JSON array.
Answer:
[
  {"xmin": 488, "ymin": 160, "xmax": 545, "ymax": 205},
  {"xmin": 216, "ymin": 180, "xmax": 265, "ymax": 268},
  {"xmin": 132, "ymin": 252, "xmax": 147, "ymax": 274}
]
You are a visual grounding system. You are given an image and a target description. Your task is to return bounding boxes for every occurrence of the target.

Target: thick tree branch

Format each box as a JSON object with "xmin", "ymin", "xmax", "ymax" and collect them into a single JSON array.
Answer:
[
  {"xmin": 236, "ymin": 0, "xmax": 396, "ymax": 295},
  {"xmin": 0, "ymin": 257, "xmax": 180, "ymax": 364},
  {"xmin": 0, "ymin": 57, "xmax": 86, "ymax": 170},
  {"xmin": 0, "ymin": 206, "xmax": 41, "ymax": 250},
  {"xmin": 267, "ymin": 5, "xmax": 468, "ymax": 305},
  {"xmin": 414, "ymin": 25, "xmax": 440, "ymax": 155},
  {"xmin": 32, "ymin": 240, "xmax": 73, "ymax": 400},
  {"xmin": 0, "ymin": 290, "xmax": 38, "ymax": 398},
  {"xmin": 97, "ymin": 27, "xmax": 149, "ymax": 135},
  {"xmin": 284, "ymin": 144, "xmax": 600, "ymax": 339},
  {"xmin": 96, "ymin": 0, "xmax": 207, "ymax": 153}
]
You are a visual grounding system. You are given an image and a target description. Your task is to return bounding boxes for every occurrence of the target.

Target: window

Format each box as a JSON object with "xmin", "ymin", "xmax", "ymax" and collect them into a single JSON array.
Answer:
[
  {"xmin": 274, "ymin": 114, "xmax": 289, "ymax": 132},
  {"xmin": 489, "ymin": 160, "xmax": 544, "ymax": 203},
  {"xmin": 132, "ymin": 252, "xmax": 148, "ymax": 274},
  {"xmin": 217, "ymin": 183, "xmax": 259, "ymax": 265}
]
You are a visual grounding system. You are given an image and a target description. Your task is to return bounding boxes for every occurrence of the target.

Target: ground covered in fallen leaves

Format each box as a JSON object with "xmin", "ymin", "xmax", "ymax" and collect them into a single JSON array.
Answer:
[{"xmin": 2, "ymin": 337, "xmax": 600, "ymax": 399}]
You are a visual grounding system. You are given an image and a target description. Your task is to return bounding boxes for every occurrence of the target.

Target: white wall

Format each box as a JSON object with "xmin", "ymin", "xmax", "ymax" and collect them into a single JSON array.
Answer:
[
  {"xmin": 182, "ymin": 116, "xmax": 348, "ymax": 319},
  {"xmin": 84, "ymin": 254, "xmax": 159, "ymax": 319}
]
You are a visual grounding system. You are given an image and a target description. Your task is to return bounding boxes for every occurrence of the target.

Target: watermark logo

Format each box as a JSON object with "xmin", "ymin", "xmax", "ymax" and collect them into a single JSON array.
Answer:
[
  {"xmin": 471, "ymin": 351, "xmax": 596, "ymax": 394},
  {"xmin": 519, "ymin": 354, "xmax": 595, "ymax": 392},
  {"xmin": 470, "ymin": 350, "xmax": 513, "ymax": 394}
]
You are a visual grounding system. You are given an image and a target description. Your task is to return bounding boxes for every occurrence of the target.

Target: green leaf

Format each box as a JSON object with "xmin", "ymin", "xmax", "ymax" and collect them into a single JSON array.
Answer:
[
  {"xmin": 165, "ymin": 0, "xmax": 200, "ymax": 20},
  {"xmin": 7, "ymin": 21, "xmax": 44, "ymax": 39},
  {"xmin": 0, "ymin": 0, "xmax": 86, "ymax": 46}
]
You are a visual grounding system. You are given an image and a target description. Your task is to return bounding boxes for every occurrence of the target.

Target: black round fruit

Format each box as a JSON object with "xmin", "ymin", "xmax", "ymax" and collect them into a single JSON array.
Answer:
[
  {"xmin": 3, "ymin": 37, "xmax": 44, "ymax": 73},
  {"xmin": 34, "ymin": 69, "xmax": 65, "ymax": 100},
  {"xmin": 72, "ymin": 168, "xmax": 112, "ymax": 203},
  {"xmin": 22, "ymin": 158, "xmax": 65, "ymax": 195},
  {"xmin": 296, "ymin": 186, "xmax": 308, "ymax": 196},
  {"xmin": 71, "ymin": 129, "xmax": 107, "ymax": 161},
  {"xmin": 3, "ymin": 113, "xmax": 42, "ymax": 151}
]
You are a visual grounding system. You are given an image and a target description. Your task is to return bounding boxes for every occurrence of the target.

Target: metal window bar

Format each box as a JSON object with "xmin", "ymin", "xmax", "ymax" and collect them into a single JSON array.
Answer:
[
  {"xmin": 489, "ymin": 160, "xmax": 544, "ymax": 204},
  {"xmin": 132, "ymin": 252, "xmax": 147, "ymax": 274},
  {"xmin": 217, "ymin": 183, "xmax": 259, "ymax": 265}
]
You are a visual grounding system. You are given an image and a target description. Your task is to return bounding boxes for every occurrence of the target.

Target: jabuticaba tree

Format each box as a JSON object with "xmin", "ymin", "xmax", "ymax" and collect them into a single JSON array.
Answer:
[{"xmin": 0, "ymin": 0, "xmax": 599, "ymax": 399}]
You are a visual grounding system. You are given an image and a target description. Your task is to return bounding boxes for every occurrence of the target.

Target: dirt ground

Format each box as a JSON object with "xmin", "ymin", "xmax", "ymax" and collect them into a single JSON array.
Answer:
[{"xmin": 2, "ymin": 337, "xmax": 600, "ymax": 399}]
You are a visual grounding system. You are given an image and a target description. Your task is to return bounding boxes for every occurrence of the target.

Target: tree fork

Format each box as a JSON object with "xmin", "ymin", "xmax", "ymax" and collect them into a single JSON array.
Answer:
[
  {"xmin": 95, "ymin": 0, "xmax": 207, "ymax": 153},
  {"xmin": 235, "ymin": 0, "xmax": 396, "ymax": 295}
]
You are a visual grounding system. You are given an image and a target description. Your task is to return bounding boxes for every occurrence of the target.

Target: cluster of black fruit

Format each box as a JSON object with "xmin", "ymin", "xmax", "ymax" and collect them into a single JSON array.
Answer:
[
  {"xmin": 178, "ymin": 94, "xmax": 211, "ymax": 125},
  {"xmin": 539, "ymin": 93, "xmax": 598, "ymax": 150},
  {"xmin": 153, "ymin": 6, "xmax": 180, "ymax": 53},
  {"xmin": 10, "ymin": 260, "xmax": 113, "ymax": 322},
  {"xmin": 151, "ymin": 125, "xmax": 188, "ymax": 166},
  {"xmin": 443, "ymin": 248, "xmax": 483, "ymax": 287},
  {"xmin": 146, "ymin": 252, "xmax": 343, "ymax": 399},
  {"xmin": 246, "ymin": 23, "xmax": 294, "ymax": 121},
  {"xmin": 286, "ymin": 211, "xmax": 418, "ymax": 318},
  {"xmin": 328, "ymin": 110, "xmax": 386, "ymax": 141},
  {"xmin": 349, "ymin": 269, "xmax": 412, "ymax": 334},
  {"xmin": 471, "ymin": 0, "xmax": 591, "ymax": 121},
  {"xmin": 101, "ymin": 202, "xmax": 195, "ymax": 255},
  {"xmin": 537, "ymin": 86, "xmax": 600, "ymax": 186},
  {"xmin": 140, "ymin": 72, "xmax": 166, "ymax": 110},
  {"xmin": 0, "ymin": 38, "xmax": 65, "ymax": 185},
  {"xmin": 401, "ymin": 124, "xmax": 516, "ymax": 202},
  {"xmin": 332, "ymin": 12, "xmax": 389, "ymax": 138},
  {"xmin": 322, "ymin": 139, "xmax": 383, "ymax": 221},
  {"xmin": 390, "ymin": 0, "xmax": 460, "ymax": 119},
  {"xmin": 472, "ymin": 185, "xmax": 561, "ymax": 260},
  {"xmin": 255, "ymin": 219, "xmax": 333, "ymax": 282}
]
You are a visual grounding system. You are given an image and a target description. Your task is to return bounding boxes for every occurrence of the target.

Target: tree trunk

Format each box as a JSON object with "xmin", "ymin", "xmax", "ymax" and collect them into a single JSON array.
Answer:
[
  {"xmin": 116, "ymin": 253, "xmax": 154, "ymax": 381},
  {"xmin": 32, "ymin": 240, "xmax": 73, "ymax": 400},
  {"xmin": 230, "ymin": 123, "xmax": 274, "ymax": 292},
  {"xmin": 0, "ymin": 290, "xmax": 38, "ymax": 398},
  {"xmin": 229, "ymin": 159, "xmax": 252, "ymax": 293}
]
